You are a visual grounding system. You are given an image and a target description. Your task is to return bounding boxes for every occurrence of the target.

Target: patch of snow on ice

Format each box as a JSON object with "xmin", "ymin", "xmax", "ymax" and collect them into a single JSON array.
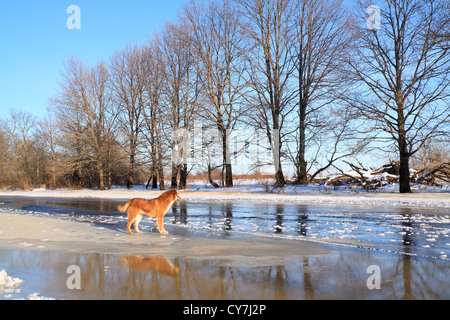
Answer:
[
  {"xmin": 0, "ymin": 269, "xmax": 23, "ymax": 289},
  {"xmin": 26, "ymin": 293, "xmax": 55, "ymax": 300},
  {"xmin": 0, "ymin": 270, "xmax": 54, "ymax": 300}
]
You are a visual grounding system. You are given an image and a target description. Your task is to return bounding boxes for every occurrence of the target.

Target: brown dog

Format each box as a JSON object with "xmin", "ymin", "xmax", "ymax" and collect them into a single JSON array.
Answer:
[
  {"xmin": 118, "ymin": 255, "xmax": 180, "ymax": 277},
  {"xmin": 118, "ymin": 189, "xmax": 181, "ymax": 235}
]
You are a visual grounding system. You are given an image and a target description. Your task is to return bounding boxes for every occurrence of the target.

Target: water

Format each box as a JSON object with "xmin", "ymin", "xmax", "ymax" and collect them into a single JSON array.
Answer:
[
  {"xmin": 0, "ymin": 196, "xmax": 449, "ymax": 299},
  {"xmin": 172, "ymin": 202, "xmax": 450, "ymax": 260},
  {"xmin": 1, "ymin": 197, "xmax": 449, "ymax": 261}
]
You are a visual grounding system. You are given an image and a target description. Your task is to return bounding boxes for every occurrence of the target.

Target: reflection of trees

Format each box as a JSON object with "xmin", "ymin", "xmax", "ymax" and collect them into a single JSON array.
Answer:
[
  {"xmin": 398, "ymin": 208, "xmax": 413, "ymax": 299},
  {"xmin": 171, "ymin": 201, "xmax": 187, "ymax": 225},
  {"xmin": 269, "ymin": 203, "xmax": 310, "ymax": 235},
  {"xmin": 33, "ymin": 199, "xmax": 117, "ymax": 215},
  {"xmin": 389, "ymin": 256, "xmax": 450, "ymax": 300},
  {"xmin": 116, "ymin": 256, "xmax": 295, "ymax": 299},
  {"xmin": 297, "ymin": 205, "xmax": 308, "ymax": 236},
  {"xmin": 391, "ymin": 208, "xmax": 443, "ymax": 299},
  {"xmin": 274, "ymin": 204, "xmax": 284, "ymax": 233},
  {"xmin": 85, "ymin": 253, "xmax": 106, "ymax": 296},
  {"xmin": 1, "ymin": 246, "xmax": 449, "ymax": 299},
  {"xmin": 223, "ymin": 202, "xmax": 233, "ymax": 232},
  {"xmin": 302, "ymin": 257, "xmax": 315, "ymax": 300},
  {"xmin": 263, "ymin": 265, "xmax": 288, "ymax": 299},
  {"xmin": 169, "ymin": 201, "xmax": 314, "ymax": 237},
  {"xmin": 399, "ymin": 208, "xmax": 414, "ymax": 246}
]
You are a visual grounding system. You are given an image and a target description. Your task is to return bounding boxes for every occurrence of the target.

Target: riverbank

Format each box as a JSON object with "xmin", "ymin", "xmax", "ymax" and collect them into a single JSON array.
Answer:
[{"xmin": 1, "ymin": 183, "xmax": 449, "ymax": 209}]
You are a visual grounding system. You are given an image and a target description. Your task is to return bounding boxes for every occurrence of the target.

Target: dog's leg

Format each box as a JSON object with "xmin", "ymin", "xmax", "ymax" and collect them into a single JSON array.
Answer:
[
  {"xmin": 134, "ymin": 214, "xmax": 143, "ymax": 234},
  {"xmin": 127, "ymin": 219, "xmax": 134, "ymax": 234},
  {"xmin": 127, "ymin": 206, "xmax": 138, "ymax": 234},
  {"xmin": 157, "ymin": 216, "xmax": 168, "ymax": 235}
]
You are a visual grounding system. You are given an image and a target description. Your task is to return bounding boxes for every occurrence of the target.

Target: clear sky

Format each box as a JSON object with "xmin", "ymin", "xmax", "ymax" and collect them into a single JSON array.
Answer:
[{"xmin": 0, "ymin": 0, "xmax": 186, "ymax": 118}]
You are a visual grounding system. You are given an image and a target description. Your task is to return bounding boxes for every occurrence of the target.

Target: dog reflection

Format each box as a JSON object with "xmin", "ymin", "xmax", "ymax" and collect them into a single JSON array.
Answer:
[{"xmin": 118, "ymin": 255, "xmax": 180, "ymax": 278}]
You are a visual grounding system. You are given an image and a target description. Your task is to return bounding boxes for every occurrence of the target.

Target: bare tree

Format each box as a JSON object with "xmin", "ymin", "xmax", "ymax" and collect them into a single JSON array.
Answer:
[
  {"xmin": 411, "ymin": 138, "xmax": 450, "ymax": 172},
  {"xmin": 0, "ymin": 127, "xmax": 13, "ymax": 188},
  {"xmin": 236, "ymin": 0, "xmax": 297, "ymax": 187},
  {"xmin": 86, "ymin": 62, "xmax": 118, "ymax": 190},
  {"xmin": 110, "ymin": 44, "xmax": 147, "ymax": 189},
  {"xmin": 159, "ymin": 21, "xmax": 198, "ymax": 189},
  {"xmin": 182, "ymin": 0, "xmax": 247, "ymax": 188},
  {"xmin": 291, "ymin": 0, "xmax": 356, "ymax": 184},
  {"xmin": 345, "ymin": 0, "xmax": 450, "ymax": 193},
  {"xmin": 37, "ymin": 110, "xmax": 60, "ymax": 188},
  {"xmin": 2, "ymin": 110, "xmax": 36, "ymax": 188},
  {"xmin": 51, "ymin": 58, "xmax": 117, "ymax": 190},
  {"xmin": 141, "ymin": 36, "xmax": 167, "ymax": 190}
]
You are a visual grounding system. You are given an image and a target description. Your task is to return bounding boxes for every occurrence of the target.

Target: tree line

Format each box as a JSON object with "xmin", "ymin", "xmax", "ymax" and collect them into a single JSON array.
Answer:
[{"xmin": 0, "ymin": 0, "xmax": 449, "ymax": 193}]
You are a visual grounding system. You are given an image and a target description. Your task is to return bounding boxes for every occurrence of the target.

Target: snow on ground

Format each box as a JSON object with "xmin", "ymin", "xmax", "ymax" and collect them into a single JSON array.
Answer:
[{"xmin": 0, "ymin": 180, "xmax": 449, "ymax": 208}]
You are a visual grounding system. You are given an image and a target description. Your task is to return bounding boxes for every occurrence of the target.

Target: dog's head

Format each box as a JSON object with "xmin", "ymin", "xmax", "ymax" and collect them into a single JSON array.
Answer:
[{"xmin": 170, "ymin": 189, "xmax": 181, "ymax": 201}]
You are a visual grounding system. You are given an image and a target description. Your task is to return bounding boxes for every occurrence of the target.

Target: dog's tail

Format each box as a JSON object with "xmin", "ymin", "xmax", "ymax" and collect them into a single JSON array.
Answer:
[{"xmin": 117, "ymin": 200, "xmax": 131, "ymax": 213}]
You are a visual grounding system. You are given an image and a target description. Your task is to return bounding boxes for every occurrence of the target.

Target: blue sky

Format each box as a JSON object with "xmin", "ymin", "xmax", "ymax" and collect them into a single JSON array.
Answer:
[{"xmin": 0, "ymin": 0, "xmax": 186, "ymax": 117}]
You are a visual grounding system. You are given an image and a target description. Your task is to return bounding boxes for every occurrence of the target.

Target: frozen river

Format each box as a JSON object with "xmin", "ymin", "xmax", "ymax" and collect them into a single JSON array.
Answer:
[
  {"xmin": 1, "ymin": 195, "xmax": 449, "ymax": 299},
  {"xmin": 1, "ymin": 196, "xmax": 449, "ymax": 261}
]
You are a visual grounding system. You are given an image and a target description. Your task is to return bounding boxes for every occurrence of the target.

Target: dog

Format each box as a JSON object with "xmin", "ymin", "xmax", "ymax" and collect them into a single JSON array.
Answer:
[
  {"xmin": 118, "ymin": 189, "xmax": 181, "ymax": 235},
  {"xmin": 118, "ymin": 255, "xmax": 180, "ymax": 277}
]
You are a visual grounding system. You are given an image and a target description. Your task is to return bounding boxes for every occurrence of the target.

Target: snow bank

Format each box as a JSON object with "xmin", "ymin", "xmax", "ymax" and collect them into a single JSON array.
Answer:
[
  {"xmin": 0, "ymin": 180, "xmax": 449, "ymax": 209},
  {"xmin": 1, "ymin": 269, "xmax": 23, "ymax": 299},
  {"xmin": 0, "ymin": 269, "xmax": 23, "ymax": 289},
  {"xmin": 25, "ymin": 293, "xmax": 55, "ymax": 300},
  {"xmin": 0, "ymin": 269, "xmax": 54, "ymax": 300}
]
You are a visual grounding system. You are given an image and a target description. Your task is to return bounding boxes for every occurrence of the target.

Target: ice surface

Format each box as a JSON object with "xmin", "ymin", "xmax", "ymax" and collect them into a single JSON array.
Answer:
[
  {"xmin": 1, "ymin": 189, "xmax": 449, "ymax": 300},
  {"xmin": 1, "ymin": 188, "xmax": 449, "ymax": 262}
]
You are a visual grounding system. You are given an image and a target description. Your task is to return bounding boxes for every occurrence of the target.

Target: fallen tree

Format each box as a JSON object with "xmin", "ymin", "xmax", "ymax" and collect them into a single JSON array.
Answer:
[
  {"xmin": 413, "ymin": 162, "xmax": 450, "ymax": 186},
  {"xmin": 320, "ymin": 160, "xmax": 450, "ymax": 191}
]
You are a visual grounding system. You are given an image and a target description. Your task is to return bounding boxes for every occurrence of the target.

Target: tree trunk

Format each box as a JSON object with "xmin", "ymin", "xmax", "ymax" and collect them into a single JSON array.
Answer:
[
  {"xmin": 147, "ymin": 160, "xmax": 158, "ymax": 189},
  {"xmin": 95, "ymin": 150, "xmax": 105, "ymax": 190},
  {"xmin": 171, "ymin": 163, "xmax": 179, "ymax": 189},
  {"xmin": 145, "ymin": 171, "xmax": 158, "ymax": 190},
  {"xmin": 208, "ymin": 164, "xmax": 220, "ymax": 189},
  {"xmin": 106, "ymin": 146, "xmax": 112, "ymax": 190},
  {"xmin": 127, "ymin": 148, "xmax": 135, "ymax": 189},
  {"xmin": 398, "ymin": 136, "xmax": 411, "ymax": 193},
  {"xmin": 297, "ymin": 100, "xmax": 307, "ymax": 184},
  {"xmin": 51, "ymin": 156, "xmax": 56, "ymax": 189},
  {"xmin": 272, "ymin": 115, "xmax": 286, "ymax": 188},
  {"xmin": 275, "ymin": 167, "xmax": 286, "ymax": 188},
  {"xmin": 152, "ymin": 173, "xmax": 158, "ymax": 189},
  {"xmin": 97, "ymin": 159, "xmax": 105, "ymax": 190},
  {"xmin": 221, "ymin": 129, "xmax": 233, "ymax": 188},
  {"xmin": 179, "ymin": 164, "xmax": 187, "ymax": 190},
  {"xmin": 397, "ymin": 100, "xmax": 411, "ymax": 193},
  {"xmin": 225, "ymin": 163, "xmax": 233, "ymax": 188},
  {"xmin": 158, "ymin": 155, "xmax": 165, "ymax": 191}
]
